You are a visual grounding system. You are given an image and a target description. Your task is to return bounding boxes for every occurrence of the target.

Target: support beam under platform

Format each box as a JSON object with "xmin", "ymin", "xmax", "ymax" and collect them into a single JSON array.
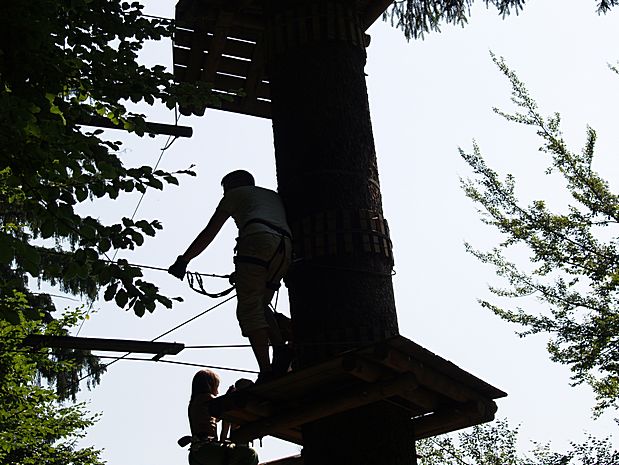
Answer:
[
  {"xmin": 208, "ymin": 335, "xmax": 506, "ymax": 445},
  {"xmin": 22, "ymin": 335, "xmax": 185, "ymax": 360}
]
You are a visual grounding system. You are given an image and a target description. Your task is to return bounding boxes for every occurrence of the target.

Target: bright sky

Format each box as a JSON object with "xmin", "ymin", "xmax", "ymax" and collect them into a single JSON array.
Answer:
[{"xmin": 70, "ymin": 1, "xmax": 618, "ymax": 463}]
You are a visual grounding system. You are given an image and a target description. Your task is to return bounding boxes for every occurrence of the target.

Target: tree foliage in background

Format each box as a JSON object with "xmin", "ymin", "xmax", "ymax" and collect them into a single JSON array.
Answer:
[
  {"xmin": 461, "ymin": 54, "xmax": 619, "ymax": 413},
  {"xmin": 0, "ymin": 1, "xmax": 224, "ymax": 460},
  {"xmin": 0, "ymin": 267, "xmax": 105, "ymax": 401},
  {"xmin": 0, "ymin": 0, "xmax": 222, "ymax": 323},
  {"xmin": 385, "ymin": 0, "xmax": 619, "ymax": 40},
  {"xmin": 0, "ymin": 302, "xmax": 103, "ymax": 465},
  {"xmin": 417, "ymin": 419, "xmax": 618, "ymax": 465}
]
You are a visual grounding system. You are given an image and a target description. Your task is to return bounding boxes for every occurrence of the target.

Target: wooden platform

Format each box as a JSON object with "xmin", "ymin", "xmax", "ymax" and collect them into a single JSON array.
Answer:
[
  {"xmin": 261, "ymin": 455, "xmax": 302, "ymax": 465},
  {"xmin": 173, "ymin": 0, "xmax": 393, "ymax": 118},
  {"xmin": 209, "ymin": 335, "xmax": 506, "ymax": 444}
]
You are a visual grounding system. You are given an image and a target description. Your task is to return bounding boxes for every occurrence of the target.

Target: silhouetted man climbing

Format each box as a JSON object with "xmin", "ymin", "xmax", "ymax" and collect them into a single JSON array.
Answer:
[{"xmin": 168, "ymin": 170, "xmax": 292, "ymax": 381}]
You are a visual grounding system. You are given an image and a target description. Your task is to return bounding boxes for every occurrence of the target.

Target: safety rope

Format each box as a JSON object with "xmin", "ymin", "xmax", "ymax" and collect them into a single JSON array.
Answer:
[
  {"xmin": 76, "ymin": 294, "xmax": 236, "ymax": 383},
  {"xmin": 77, "ymin": 110, "xmax": 181, "ymax": 336},
  {"xmin": 100, "ymin": 259, "xmax": 231, "ymax": 279},
  {"xmin": 186, "ymin": 271, "xmax": 235, "ymax": 298},
  {"xmin": 94, "ymin": 355, "xmax": 258, "ymax": 375},
  {"xmin": 11, "ymin": 347, "xmax": 259, "ymax": 375}
]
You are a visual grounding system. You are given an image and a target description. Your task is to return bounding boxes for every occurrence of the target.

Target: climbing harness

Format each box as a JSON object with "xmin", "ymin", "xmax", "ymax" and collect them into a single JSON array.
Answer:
[
  {"xmin": 184, "ymin": 219, "xmax": 291, "ymax": 299},
  {"xmin": 233, "ymin": 218, "xmax": 292, "ymax": 292}
]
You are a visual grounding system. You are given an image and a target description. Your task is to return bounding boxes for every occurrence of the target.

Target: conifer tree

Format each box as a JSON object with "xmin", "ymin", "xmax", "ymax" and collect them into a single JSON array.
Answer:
[
  {"xmin": 1, "ymin": 2, "xmax": 220, "ymax": 460},
  {"xmin": 385, "ymin": 0, "xmax": 618, "ymax": 40},
  {"xmin": 461, "ymin": 54, "xmax": 619, "ymax": 413},
  {"xmin": 417, "ymin": 419, "xmax": 618, "ymax": 465}
]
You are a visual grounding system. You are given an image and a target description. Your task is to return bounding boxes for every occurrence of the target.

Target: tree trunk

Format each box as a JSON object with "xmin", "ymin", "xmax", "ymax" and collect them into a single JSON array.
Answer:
[{"xmin": 267, "ymin": 1, "xmax": 416, "ymax": 464}]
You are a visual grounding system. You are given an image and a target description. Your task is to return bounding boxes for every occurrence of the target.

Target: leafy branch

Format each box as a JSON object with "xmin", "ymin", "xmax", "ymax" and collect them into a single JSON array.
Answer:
[{"xmin": 461, "ymin": 54, "xmax": 619, "ymax": 413}]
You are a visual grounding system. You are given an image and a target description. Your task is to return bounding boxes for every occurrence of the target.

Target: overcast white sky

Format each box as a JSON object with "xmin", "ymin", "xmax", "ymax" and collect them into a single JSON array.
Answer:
[{"xmin": 68, "ymin": 1, "xmax": 619, "ymax": 463}]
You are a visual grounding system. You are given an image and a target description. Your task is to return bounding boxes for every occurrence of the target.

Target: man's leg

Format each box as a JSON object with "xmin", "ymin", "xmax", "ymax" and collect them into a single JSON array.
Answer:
[
  {"xmin": 235, "ymin": 236, "xmax": 273, "ymax": 374},
  {"xmin": 236, "ymin": 234, "xmax": 290, "ymax": 376},
  {"xmin": 246, "ymin": 327, "xmax": 270, "ymax": 374},
  {"xmin": 264, "ymin": 237, "xmax": 293, "ymax": 375},
  {"xmin": 263, "ymin": 298, "xmax": 284, "ymax": 345}
]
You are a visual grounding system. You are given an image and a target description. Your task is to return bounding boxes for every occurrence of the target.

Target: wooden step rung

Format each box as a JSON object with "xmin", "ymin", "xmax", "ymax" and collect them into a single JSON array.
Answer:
[
  {"xmin": 174, "ymin": 46, "xmax": 253, "ymax": 78},
  {"xmin": 174, "ymin": 24, "xmax": 260, "ymax": 49},
  {"xmin": 174, "ymin": 29, "xmax": 256, "ymax": 60}
]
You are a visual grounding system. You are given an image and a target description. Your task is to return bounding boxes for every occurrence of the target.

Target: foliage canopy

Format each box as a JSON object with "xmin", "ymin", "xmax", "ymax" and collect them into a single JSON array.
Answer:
[
  {"xmin": 417, "ymin": 419, "xmax": 618, "ymax": 465},
  {"xmin": 0, "ymin": 1, "xmax": 225, "ymax": 461},
  {"xmin": 386, "ymin": 0, "xmax": 619, "ymax": 40},
  {"xmin": 0, "ymin": 0, "xmax": 221, "ymax": 321},
  {"xmin": 0, "ymin": 304, "xmax": 103, "ymax": 465},
  {"xmin": 461, "ymin": 54, "xmax": 619, "ymax": 413}
]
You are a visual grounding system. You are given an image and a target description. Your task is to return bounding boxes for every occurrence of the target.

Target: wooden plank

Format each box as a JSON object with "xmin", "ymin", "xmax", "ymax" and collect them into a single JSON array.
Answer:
[
  {"xmin": 175, "ymin": 21, "xmax": 261, "ymax": 44},
  {"xmin": 344, "ymin": 354, "xmax": 441, "ymax": 411},
  {"xmin": 201, "ymin": 10, "xmax": 235, "ymax": 85},
  {"xmin": 341, "ymin": 354, "xmax": 389, "ymax": 382},
  {"xmin": 240, "ymin": 33, "xmax": 266, "ymax": 112},
  {"xmin": 414, "ymin": 400, "xmax": 497, "ymax": 439},
  {"xmin": 211, "ymin": 355, "xmax": 348, "ymax": 412},
  {"xmin": 185, "ymin": 19, "xmax": 210, "ymax": 83},
  {"xmin": 215, "ymin": 94, "xmax": 271, "ymax": 119},
  {"xmin": 396, "ymin": 381, "xmax": 442, "ymax": 412},
  {"xmin": 260, "ymin": 455, "xmax": 303, "ymax": 465},
  {"xmin": 212, "ymin": 73, "xmax": 270, "ymax": 100},
  {"xmin": 231, "ymin": 15, "xmax": 263, "ymax": 32},
  {"xmin": 372, "ymin": 346, "xmax": 484, "ymax": 403},
  {"xmin": 232, "ymin": 373, "xmax": 418, "ymax": 443},
  {"xmin": 23, "ymin": 334, "xmax": 184, "ymax": 356},
  {"xmin": 386, "ymin": 336, "xmax": 507, "ymax": 400},
  {"xmin": 174, "ymin": 69, "xmax": 271, "ymax": 108},
  {"xmin": 174, "ymin": 47, "xmax": 252, "ymax": 78},
  {"xmin": 174, "ymin": 29, "xmax": 255, "ymax": 60}
]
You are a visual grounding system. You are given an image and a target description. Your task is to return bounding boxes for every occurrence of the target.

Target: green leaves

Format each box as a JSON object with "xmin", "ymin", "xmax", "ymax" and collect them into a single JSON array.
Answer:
[
  {"xmin": 0, "ymin": 307, "xmax": 104, "ymax": 465},
  {"xmin": 384, "ymin": 1, "xmax": 618, "ymax": 41},
  {"xmin": 114, "ymin": 288, "xmax": 128, "ymax": 308},
  {"xmin": 462, "ymin": 55, "xmax": 619, "ymax": 414},
  {"xmin": 416, "ymin": 419, "xmax": 618, "ymax": 465},
  {"xmin": 0, "ymin": 2, "xmax": 224, "ymax": 463},
  {"xmin": 0, "ymin": 0, "xmax": 217, "ymax": 324}
]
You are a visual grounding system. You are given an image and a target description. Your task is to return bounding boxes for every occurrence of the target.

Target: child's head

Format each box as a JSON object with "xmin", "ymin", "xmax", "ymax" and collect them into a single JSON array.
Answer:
[
  {"xmin": 234, "ymin": 378, "xmax": 253, "ymax": 390},
  {"xmin": 191, "ymin": 369, "xmax": 220, "ymax": 399}
]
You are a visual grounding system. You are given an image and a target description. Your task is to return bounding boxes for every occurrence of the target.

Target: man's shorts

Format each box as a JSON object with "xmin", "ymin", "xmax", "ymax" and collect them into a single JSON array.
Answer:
[{"xmin": 234, "ymin": 232, "xmax": 291, "ymax": 336}]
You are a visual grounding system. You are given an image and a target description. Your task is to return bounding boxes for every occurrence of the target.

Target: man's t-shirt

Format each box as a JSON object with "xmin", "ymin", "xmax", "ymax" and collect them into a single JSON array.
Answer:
[{"xmin": 216, "ymin": 186, "xmax": 291, "ymax": 238}]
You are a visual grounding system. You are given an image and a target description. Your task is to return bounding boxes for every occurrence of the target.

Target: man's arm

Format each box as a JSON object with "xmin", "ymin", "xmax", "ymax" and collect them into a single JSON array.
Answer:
[
  {"xmin": 168, "ymin": 208, "xmax": 229, "ymax": 279},
  {"xmin": 181, "ymin": 208, "xmax": 230, "ymax": 261}
]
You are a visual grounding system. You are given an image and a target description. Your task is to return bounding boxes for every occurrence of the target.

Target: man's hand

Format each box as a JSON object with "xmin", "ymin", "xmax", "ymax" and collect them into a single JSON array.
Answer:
[{"xmin": 168, "ymin": 255, "xmax": 189, "ymax": 280}]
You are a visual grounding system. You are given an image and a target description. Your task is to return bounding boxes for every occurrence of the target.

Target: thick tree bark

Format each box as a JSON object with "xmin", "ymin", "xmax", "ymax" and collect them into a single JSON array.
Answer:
[{"xmin": 267, "ymin": 1, "xmax": 416, "ymax": 464}]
